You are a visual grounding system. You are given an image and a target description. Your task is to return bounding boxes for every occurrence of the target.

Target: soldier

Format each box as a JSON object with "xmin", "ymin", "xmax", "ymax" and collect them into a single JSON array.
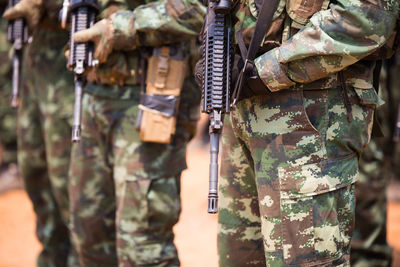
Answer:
[
  {"xmin": 0, "ymin": 0, "xmax": 19, "ymax": 191},
  {"xmin": 66, "ymin": 0, "xmax": 205, "ymax": 265},
  {"xmin": 196, "ymin": 0, "xmax": 399, "ymax": 266},
  {"xmin": 3, "ymin": 0, "xmax": 79, "ymax": 265},
  {"xmin": 351, "ymin": 55, "xmax": 400, "ymax": 266}
]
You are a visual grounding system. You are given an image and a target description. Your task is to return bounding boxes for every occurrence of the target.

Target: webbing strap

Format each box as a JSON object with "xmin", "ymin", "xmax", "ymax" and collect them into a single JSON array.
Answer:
[
  {"xmin": 231, "ymin": 0, "xmax": 280, "ymax": 106},
  {"xmin": 246, "ymin": 0, "xmax": 280, "ymax": 61}
]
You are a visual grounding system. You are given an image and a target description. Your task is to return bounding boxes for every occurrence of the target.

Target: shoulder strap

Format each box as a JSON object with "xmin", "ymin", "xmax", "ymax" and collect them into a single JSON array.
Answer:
[{"xmin": 231, "ymin": 0, "xmax": 280, "ymax": 106}]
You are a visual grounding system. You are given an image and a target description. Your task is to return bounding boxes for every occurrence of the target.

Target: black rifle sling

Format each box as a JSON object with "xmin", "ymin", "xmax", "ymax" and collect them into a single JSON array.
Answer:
[{"xmin": 231, "ymin": 0, "xmax": 280, "ymax": 105}]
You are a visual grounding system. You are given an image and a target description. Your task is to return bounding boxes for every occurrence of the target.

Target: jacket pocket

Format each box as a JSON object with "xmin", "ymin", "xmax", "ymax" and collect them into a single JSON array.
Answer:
[{"xmin": 278, "ymin": 154, "xmax": 358, "ymax": 266}]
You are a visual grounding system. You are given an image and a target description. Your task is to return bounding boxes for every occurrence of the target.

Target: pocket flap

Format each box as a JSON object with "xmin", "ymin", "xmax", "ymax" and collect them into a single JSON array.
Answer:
[
  {"xmin": 278, "ymin": 154, "xmax": 358, "ymax": 199},
  {"xmin": 353, "ymin": 87, "xmax": 385, "ymax": 108}
]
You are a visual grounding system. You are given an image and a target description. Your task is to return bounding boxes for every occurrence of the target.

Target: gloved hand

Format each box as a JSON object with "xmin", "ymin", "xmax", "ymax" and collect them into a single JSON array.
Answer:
[
  {"xmin": 231, "ymin": 55, "xmax": 266, "ymax": 103},
  {"xmin": 2, "ymin": 0, "xmax": 43, "ymax": 30},
  {"xmin": 73, "ymin": 11, "xmax": 138, "ymax": 64},
  {"xmin": 73, "ymin": 17, "xmax": 115, "ymax": 64}
]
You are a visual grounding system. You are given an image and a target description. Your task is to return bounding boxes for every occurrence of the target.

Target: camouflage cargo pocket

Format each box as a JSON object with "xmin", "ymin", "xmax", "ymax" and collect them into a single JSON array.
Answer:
[{"xmin": 278, "ymin": 154, "xmax": 358, "ymax": 266}]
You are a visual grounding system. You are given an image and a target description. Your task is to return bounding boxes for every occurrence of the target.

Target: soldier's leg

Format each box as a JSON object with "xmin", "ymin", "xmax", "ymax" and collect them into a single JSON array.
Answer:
[
  {"xmin": 115, "ymin": 79, "xmax": 199, "ymax": 266},
  {"xmin": 0, "ymin": 98, "xmax": 17, "ymax": 166},
  {"xmin": 43, "ymin": 108, "xmax": 80, "ymax": 266},
  {"xmin": 18, "ymin": 84, "xmax": 70, "ymax": 267},
  {"xmin": 219, "ymin": 87, "xmax": 375, "ymax": 266},
  {"xmin": 0, "ymin": 16, "xmax": 17, "ymax": 168},
  {"xmin": 218, "ymin": 117, "xmax": 266, "ymax": 267},
  {"xmin": 0, "ymin": 88, "xmax": 20, "ymax": 193},
  {"xmin": 69, "ymin": 93, "xmax": 118, "ymax": 266}
]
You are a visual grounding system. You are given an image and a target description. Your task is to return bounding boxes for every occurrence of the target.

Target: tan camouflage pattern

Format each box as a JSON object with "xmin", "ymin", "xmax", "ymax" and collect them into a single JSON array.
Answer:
[
  {"xmin": 69, "ymin": 77, "xmax": 200, "ymax": 266},
  {"xmin": 79, "ymin": 0, "xmax": 204, "ymax": 98},
  {"xmin": 218, "ymin": 85, "xmax": 380, "ymax": 266},
  {"xmin": 14, "ymin": 6, "xmax": 79, "ymax": 265},
  {"xmin": 69, "ymin": 2, "xmax": 203, "ymax": 263}
]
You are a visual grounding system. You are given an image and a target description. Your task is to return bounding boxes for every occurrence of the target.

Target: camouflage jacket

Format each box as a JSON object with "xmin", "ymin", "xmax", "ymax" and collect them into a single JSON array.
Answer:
[
  {"xmin": 244, "ymin": 0, "xmax": 399, "ymax": 92},
  {"xmin": 84, "ymin": 0, "xmax": 205, "ymax": 98}
]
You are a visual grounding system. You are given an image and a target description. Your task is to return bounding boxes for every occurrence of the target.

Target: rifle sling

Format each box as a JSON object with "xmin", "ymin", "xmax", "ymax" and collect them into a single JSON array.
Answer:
[{"xmin": 231, "ymin": 0, "xmax": 280, "ymax": 104}]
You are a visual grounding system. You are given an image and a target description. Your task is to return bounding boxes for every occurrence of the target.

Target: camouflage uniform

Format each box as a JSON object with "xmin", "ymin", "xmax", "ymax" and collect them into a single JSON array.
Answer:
[
  {"xmin": 15, "ymin": 2, "xmax": 78, "ymax": 265},
  {"xmin": 216, "ymin": 0, "xmax": 399, "ymax": 266},
  {"xmin": 0, "ymin": 1, "xmax": 17, "ymax": 166},
  {"xmin": 351, "ymin": 55, "xmax": 400, "ymax": 266},
  {"xmin": 68, "ymin": 1, "xmax": 204, "ymax": 265}
]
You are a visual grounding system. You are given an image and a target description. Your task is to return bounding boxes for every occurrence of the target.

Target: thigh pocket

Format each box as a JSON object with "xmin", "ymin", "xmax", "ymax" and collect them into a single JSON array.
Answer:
[{"xmin": 278, "ymin": 154, "xmax": 358, "ymax": 266}]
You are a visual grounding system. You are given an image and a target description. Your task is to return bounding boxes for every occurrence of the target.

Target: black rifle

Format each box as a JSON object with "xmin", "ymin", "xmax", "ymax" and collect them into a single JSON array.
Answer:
[
  {"xmin": 7, "ymin": 0, "xmax": 29, "ymax": 108},
  {"xmin": 201, "ymin": 0, "xmax": 231, "ymax": 213},
  {"xmin": 61, "ymin": 0, "xmax": 98, "ymax": 142}
]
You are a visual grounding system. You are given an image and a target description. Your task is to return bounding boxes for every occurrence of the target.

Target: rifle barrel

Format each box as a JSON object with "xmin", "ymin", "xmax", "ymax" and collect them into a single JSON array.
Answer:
[
  {"xmin": 11, "ymin": 50, "xmax": 22, "ymax": 107},
  {"xmin": 208, "ymin": 131, "xmax": 220, "ymax": 213},
  {"xmin": 71, "ymin": 77, "xmax": 84, "ymax": 143}
]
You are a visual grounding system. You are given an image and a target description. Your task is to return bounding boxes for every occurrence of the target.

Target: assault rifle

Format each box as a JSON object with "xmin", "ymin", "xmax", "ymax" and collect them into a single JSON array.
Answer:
[
  {"xmin": 201, "ymin": 0, "xmax": 231, "ymax": 213},
  {"xmin": 60, "ymin": 0, "xmax": 98, "ymax": 142},
  {"xmin": 7, "ymin": 0, "xmax": 29, "ymax": 107}
]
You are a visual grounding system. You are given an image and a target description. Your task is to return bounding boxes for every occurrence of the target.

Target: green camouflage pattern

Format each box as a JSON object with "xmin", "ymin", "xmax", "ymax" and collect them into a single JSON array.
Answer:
[
  {"xmin": 251, "ymin": 0, "xmax": 399, "ymax": 92},
  {"xmin": 0, "ymin": 3, "xmax": 17, "ymax": 165},
  {"xmin": 83, "ymin": 0, "xmax": 204, "ymax": 98},
  {"xmin": 68, "ymin": 0, "xmax": 203, "ymax": 263},
  {"xmin": 351, "ymin": 56, "xmax": 400, "ymax": 266},
  {"xmin": 69, "ymin": 78, "xmax": 200, "ymax": 266},
  {"xmin": 213, "ymin": 0, "xmax": 399, "ymax": 265},
  {"xmin": 218, "ymin": 85, "xmax": 379, "ymax": 266},
  {"xmin": 17, "ymin": 20, "xmax": 78, "ymax": 266}
]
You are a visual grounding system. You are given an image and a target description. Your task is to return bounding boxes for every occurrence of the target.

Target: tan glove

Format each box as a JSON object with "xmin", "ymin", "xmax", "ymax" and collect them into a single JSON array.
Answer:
[
  {"xmin": 2, "ymin": 0, "xmax": 43, "ymax": 30},
  {"xmin": 73, "ymin": 17, "xmax": 115, "ymax": 64},
  {"xmin": 74, "ymin": 11, "xmax": 138, "ymax": 64}
]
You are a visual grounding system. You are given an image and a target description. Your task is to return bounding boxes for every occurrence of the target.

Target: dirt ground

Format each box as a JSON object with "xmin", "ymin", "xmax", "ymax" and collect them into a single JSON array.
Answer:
[{"xmin": 0, "ymin": 145, "xmax": 399, "ymax": 267}]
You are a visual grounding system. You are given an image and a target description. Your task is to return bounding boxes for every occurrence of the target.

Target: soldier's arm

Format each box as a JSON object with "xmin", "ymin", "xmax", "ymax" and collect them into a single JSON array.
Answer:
[
  {"xmin": 112, "ymin": 0, "xmax": 205, "ymax": 49},
  {"xmin": 254, "ymin": 0, "xmax": 399, "ymax": 92}
]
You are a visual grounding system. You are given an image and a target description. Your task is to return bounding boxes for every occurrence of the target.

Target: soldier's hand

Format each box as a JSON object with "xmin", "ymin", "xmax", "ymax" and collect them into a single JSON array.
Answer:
[
  {"xmin": 2, "ymin": 0, "xmax": 43, "ymax": 30},
  {"xmin": 73, "ymin": 18, "xmax": 115, "ymax": 64}
]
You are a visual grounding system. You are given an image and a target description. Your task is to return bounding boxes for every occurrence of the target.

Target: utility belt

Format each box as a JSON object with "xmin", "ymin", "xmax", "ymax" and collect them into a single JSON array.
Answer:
[{"xmin": 135, "ymin": 44, "xmax": 188, "ymax": 144}]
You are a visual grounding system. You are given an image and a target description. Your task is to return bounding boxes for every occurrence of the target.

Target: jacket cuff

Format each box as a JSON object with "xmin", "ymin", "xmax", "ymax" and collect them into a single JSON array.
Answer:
[
  {"xmin": 254, "ymin": 48, "xmax": 295, "ymax": 92},
  {"xmin": 112, "ymin": 11, "xmax": 139, "ymax": 51}
]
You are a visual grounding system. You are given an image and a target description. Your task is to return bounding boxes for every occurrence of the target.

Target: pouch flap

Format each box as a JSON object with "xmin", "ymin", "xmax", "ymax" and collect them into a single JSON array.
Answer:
[
  {"xmin": 278, "ymin": 154, "xmax": 358, "ymax": 199},
  {"xmin": 353, "ymin": 87, "xmax": 385, "ymax": 108}
]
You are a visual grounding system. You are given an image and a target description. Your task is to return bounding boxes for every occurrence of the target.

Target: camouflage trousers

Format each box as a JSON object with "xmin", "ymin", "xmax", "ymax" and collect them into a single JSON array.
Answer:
[
  {"xmin": 218, "ymin": 86, "xmax": 378, "ymax": 266},
  {"xmin": 69, "ymin": 79, "xmax": 199, "ymax": 266},
  {"xmin": 0, "ymin": 17, "xmax": 17, "ymax": 165},
  {"xmin": 0, "ymin": 86, "xmax": 17, "ymax": 165},
  {"xmin": 17, "ymin": 29, "xmax": 78, "ymax": 267}
]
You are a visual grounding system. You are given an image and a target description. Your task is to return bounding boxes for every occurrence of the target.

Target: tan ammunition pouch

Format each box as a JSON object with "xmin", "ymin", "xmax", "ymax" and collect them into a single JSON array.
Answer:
[
  {"xmin": 137, "ymin": 45, "xmax": 188, "ymax": 144},
  {"xmin": 87, "ymin": 51, "xmax": 139, "ymax": 85}
]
